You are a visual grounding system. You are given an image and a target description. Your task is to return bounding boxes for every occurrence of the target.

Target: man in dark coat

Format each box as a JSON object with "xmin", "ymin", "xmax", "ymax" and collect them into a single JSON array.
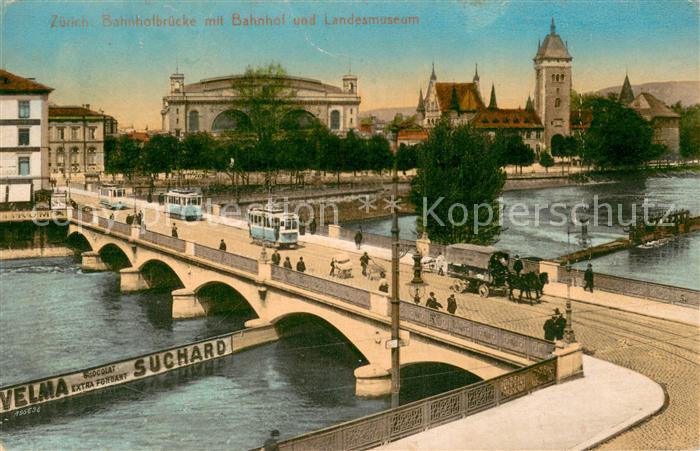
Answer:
[
  {"xmin": 219, "ymin": 239, "xmax": 227, "ymax": 251},
  {"xmin": 271, "ymin": 250, "xmax": 281, "ymax": 266},
  {"xmin": 447, "ymin": 294, "xmax": 457, "ymax": 314},
  {"xmin": 296, "ymin": 257, "xmax": 306, "ymax": 273},
  {"xmin": 309, "ymin": 217, "xmax": 317, "ymax": 235},
  {"xmin": 426, "ymin": 292, "xmax": 443, "ymax": 310},
  {"xmin": 513, "ymin": 255, "xmax": 524, "ymax": 277},
  {"xmin": 360, "ymin": 252, "xmax": 370, "ymax": 276},
  {"xmin": 553, "ymin": 308, "xmax": 566, "ymax": 340},
  {"xmin": 354, "ymin": 228, "xmax": 363, "ymax": 249},
  {"xmin": 543, "ymin": 317, "xmax": 556, "ymax": 341},
  {"xmin": 283, "ymin": 257, "xmax": 292, "ymax": 269},
  {"xmin": 171, "ymin": 223, "xmax": 178, "ymax": 238},
  {"xmin": 584, "ymin": 263, "xmax": 594, "ymax": 292}
]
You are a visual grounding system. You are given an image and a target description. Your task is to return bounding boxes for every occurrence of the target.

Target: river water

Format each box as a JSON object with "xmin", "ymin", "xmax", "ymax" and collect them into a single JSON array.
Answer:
[
  {"xmin": 0, "ymin": 258, "xmax": 474, "ymax": 449},
  {"xmin": 344, "ymin": 174, "xmax": 700, "ymax": 290}
]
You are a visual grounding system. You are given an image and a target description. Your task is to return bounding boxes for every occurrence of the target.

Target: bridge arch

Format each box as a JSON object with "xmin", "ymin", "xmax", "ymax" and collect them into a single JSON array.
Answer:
[
  {"xmin": 66, "ymin": 231, "xmax": 93, "ymax": 252},
  {"xmin": 399, "ymin": 361, "xmax": 483, "ymax": 404},
  {"xmin": 97, "ymin": 243, "xmax": 132, "ymax": 270},
  {"xmin": 139, "ymin": 259, "xmax": 185, "ymax": 290},
  {"xmin": 193, "ymin": 281, "xmax": 259, "ymax": 319}
]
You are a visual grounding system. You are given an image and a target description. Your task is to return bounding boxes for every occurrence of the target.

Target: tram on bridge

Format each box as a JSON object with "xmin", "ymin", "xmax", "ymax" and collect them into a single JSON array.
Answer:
[
  {"xmin": 98, "ymin": 184, "xmax": 128, "ymax": 210},
  {"xmin": 247, "ymin": 202, "xmax": 299, "ymax": 248},
  {"xmin": 165, "ymin": 188, "xmax": 203, "ymax": 221}
]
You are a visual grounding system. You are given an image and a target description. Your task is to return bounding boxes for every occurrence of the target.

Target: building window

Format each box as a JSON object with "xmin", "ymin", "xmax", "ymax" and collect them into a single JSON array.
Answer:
[
  {"xmin": 330, "ymin": 110, "xmax": 340, "ymax": 130},
  {"xmin": 88, "ymin": 127, "xmax": 96, "ymax": 140},
  {"xmin": 87, "ymin": 147, "xmax": 96, "ymax": 166},
  {"xmin": 57, "ymin": 148, "xmax": 65, "ymax": 166},
  {"xmin": 555, "ymin": 98, "xmax": 561, "ymax": 108},
  {"xmin": 57, "ymin": 127, "xmax": 65, "ymax": 140},
  {"xmin": 71, "ymin": 127, "xmax": 80, "ymax": 140},
  {"xmin": 18, "ymin": 128, "xmax": 30, "ymax": 146},
  {"xmin": 561, "ymin": 74, "xmax": 565, "ymax": 81},
  {"xmin": 70, "ymin": 147, "xmax": 79, "ymax": 165},
  {"xmin": 552, "ymin": 74, "xmax": 556, "ymax": 82},
  {"xmin": 536, "ymin": 131, "xmax": 541, "ymax": 139},
  {"xmin": 18, "ymin": 157, "xmax": 30, "ymax": 176},
  {"xmin": 18, "ymin": 100, "xmax": 30, "ymax": 119},
  {"xmin": 188, "ymin": 111, "xmax": 199, "ymax": 132}
]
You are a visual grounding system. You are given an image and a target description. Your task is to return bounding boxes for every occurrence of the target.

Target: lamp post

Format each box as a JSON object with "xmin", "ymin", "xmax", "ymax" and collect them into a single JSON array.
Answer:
[
  {"xmin": 388, "ymin": 130, "xmax": 401, "ymax": 409},
  {"xmin": 408, "ymin": 252, "xmax": 427, "ymax": 304},
  {"xmin": 564, "ymin": 261, "xmax": 576, "ymax": 344}
]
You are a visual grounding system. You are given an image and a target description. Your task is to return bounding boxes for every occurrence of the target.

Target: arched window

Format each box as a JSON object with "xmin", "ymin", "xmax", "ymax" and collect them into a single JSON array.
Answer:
[
  {"xmin": 56, "ymin": 148, "xmax": 65, "ymax": 166},
  {"xmin": 211, "ymin": 110, "xmax": 251, "ymax": 133},
  {"xmin": 555, "ymin": 98, "xmax": 561, "ymax": 108},
  {"xmin": 87, "ymin": 147, "xmax": 96, "ymax": 166},
  {"xmin": 70, "ymin": 147, "xmax": 79, "ymax": 165},
  {"xmin": 561, "ymin": 74, "xmax": 565, "ymax": 81},
  {"xmin": 188, "ymin": 110, "xmax": 199, "ymax": 132},
  {"xmin": 552, "ymin": 74, "xmax": 556, "ymax": 82},
  {"xmin": 330, "ymin": 110, "xmax": 341, "ymax": 130}
]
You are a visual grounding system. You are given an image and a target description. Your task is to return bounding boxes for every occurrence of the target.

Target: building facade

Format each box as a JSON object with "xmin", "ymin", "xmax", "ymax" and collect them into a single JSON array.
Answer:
[
  {"xmin": 627, "ymin": 92, "xmax": 680, "ymax": 158},
  {"xmin": 48, "ymin": 105, "xmax": 117, "ymax": 180},
  {"xmin": 534, "ymin": 19, "xmax": 573, "ymax": 148},
  {"xmin": 0, "ymin": 70, "xmax": 53, "ymax": 203},
  {"xmin": 161, "ymin": 72, "xmax": 361, "ymax": 136}
]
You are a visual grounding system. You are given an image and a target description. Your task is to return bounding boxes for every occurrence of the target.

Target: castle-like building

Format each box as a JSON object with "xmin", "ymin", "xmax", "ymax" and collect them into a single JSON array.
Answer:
[
  {"xmin": 417, "ymin": 19, "xmax": 573, "ymax": 152},
  {"xmin": 161, "ymin": 72, "xmax": 361, "ymax": 137}
]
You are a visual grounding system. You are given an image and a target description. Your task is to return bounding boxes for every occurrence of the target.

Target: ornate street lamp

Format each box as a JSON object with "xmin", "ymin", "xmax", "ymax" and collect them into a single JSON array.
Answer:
[
  {"xmin": 564, "ymin": 261, "xmax": 576, "ymax": 344},
  {"xmin": 407, "ymin": 252, "xmax": 427, "ymax": 304}
]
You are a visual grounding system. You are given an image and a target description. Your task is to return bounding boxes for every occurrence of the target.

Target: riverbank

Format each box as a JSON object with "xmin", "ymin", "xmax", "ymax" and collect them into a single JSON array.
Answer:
[{"xmin": 0, "ymin": 246, "xmax": 74, "ymax": 261}]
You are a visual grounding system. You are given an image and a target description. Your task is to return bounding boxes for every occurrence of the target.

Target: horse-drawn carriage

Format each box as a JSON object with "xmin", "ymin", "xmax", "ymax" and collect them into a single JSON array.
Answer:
[
  {"xmin": 446, "ymin": 244, "xmax": 510, "ymax": 298},
  {"xmin": 332, "ymin": 254, "xmax": 353, "ymax": 279},
  {"xmin": 446, "ymin": 243, "xmax": 548, "ymax": 304}
]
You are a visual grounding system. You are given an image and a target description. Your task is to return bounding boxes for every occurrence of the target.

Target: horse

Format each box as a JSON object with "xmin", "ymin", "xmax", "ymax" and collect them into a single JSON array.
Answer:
[{"xmin": 507, "ymin": 271, "xmax": 546, "ymax": 305}]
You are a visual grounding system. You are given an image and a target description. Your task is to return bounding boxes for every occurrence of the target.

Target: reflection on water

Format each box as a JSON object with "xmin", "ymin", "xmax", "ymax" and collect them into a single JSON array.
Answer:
[{"xmin": 344, "ymin": 175, "xmax": 700, "ymax": 289}]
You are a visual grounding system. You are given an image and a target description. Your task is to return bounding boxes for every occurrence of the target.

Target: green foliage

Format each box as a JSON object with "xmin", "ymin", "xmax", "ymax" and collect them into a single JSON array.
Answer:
[
  {"xmin": 492, "ymin": 131, "xmax": 535, "ymax": 169},
  {"xmin": 104, "ymin": 135, "xmax": 141, "ymax": 179},
  {"xmin": 583, "ymin": 98, "xmax": 656, "ymax": 167},
  {"xmin": 396, "ymin": 143, "xmax": 417, "ymax": 172},
  {"xmin": 551, "ymin": 134, "xmax": 580, "ymax": 159},
  {"xmin": 672, "ymin": 103, "xmax": 700, "ymax": 159},
  {"xmin": 142, "ymin": 134, "xmax": 179, "ymax": 176},
  {"xmin": 410, "ymin": 119, "xmax": 506, "ymax": 245},
  {"xmin": 539, "ymin": 152, "xmax": 554, "ymax": 171}
]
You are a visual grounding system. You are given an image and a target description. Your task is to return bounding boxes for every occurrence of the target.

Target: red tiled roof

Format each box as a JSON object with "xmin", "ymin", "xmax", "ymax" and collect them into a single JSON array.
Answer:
[
  {"xmin": 49, "ymin": 106, "xmax": 104, "ymax": 118},
  {"xmin": 628, "ymin": 92, "xmax": 680, "ymax": 120},
  {"xmin": 128, "ymin": 132, "xmax": 150, "ymax": 143},
  {"xmin": 397, "ymin": 129, "xmax": 428, "ymax": 141},
  {"xmin": 471, "ymin": 109, "xmax": 543, "ymax": 129},
  {"xmin": 435, "ymin": 82, "xmax": 484, "ymax": 112},
  {"xmin": 0, "ymin": 69, "xmax": 53, "ymax": 94}
]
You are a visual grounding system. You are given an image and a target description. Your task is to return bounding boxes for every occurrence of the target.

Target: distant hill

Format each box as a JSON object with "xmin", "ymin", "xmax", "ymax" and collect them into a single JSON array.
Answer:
[
  {"xmin": 360, "ymin": 106, "xmax": 416, "ymax": 122},
  {"xmin": 592, "ymin": 81, "xmax": 699, "ymax": 107}
]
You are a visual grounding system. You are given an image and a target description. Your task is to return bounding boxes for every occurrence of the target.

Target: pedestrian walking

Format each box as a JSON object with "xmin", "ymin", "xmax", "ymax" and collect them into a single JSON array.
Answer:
[
  {"xmin": 447, "ymin": 294, "xmax": 457, "ymax": 314},
  {"xmin": 426, "ymin": 292, "xmax": 443, "ymax": 310},
  {"xmin": 583, "ymin": 263, "xmax": 594, "ymax": 292},
  {"xmin": 219, "ymin": 239, "xmax": 227, "ymax": 251},
  {"xmin": 309, "ymin": 217, "xmax": 317, "ymax": 235},
  {"xmin": 283, "ymin": 257, "xmax": 292, "ymax": 269},
  {"xmin": 513, "ymin": 255, "xmax": 524, "ymax": 277},
  {"xmin": 436, "ymin": 252, "xmax": 446, "ymax": 276},
  {"xmin": 360, "ymin": 252, "xmax": 370, "ymax": 277},
  {"xmin": 296, "ymin": 257, "xmax": 306, "ymax": 273},
  {"xmin": 354, "ymin": 228, "xmax": 363, "ymax": 250},
  {"xmin": 543, "ymin": 317, "xmax": 556, "ymax": 341},
  {"xmin": 329, "ymin": 258, "xmax": 336, "ymax": 277},
  {"xmin": 171, "ymin": 223, "xmax": 178, "ymax": 238},
  {"xmin": 271, "ymin": 249, "xmax": 281, "ymax": 266}
]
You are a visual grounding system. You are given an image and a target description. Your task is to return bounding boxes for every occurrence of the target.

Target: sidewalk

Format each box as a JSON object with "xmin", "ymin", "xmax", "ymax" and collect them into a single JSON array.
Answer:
[
  {"xmin": 544, "ymin": 283, "xmax": 699, "ymax": 327},
  {"xmin": 376, "ymin": 356, "xmax": 665, "ymax": 451}
]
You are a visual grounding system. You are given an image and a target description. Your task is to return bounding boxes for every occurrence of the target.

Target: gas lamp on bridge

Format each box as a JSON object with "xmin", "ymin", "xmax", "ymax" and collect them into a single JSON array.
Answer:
[{"xmin": 407, "ymin": 252, "xmax": 428, "ymax": 304}]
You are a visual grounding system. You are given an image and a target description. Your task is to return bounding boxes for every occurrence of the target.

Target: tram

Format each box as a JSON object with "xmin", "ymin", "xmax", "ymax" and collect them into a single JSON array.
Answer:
[
  {"xmin": 165, "ymin": 188, "xmax": 203, "ymax": 221},
  {"xmin": 98, "ymin": 184, "xmax": 128, "ymax": 210},
  {"xmin": 247, "ymin": 203, "xmax": 299, "ymax": 248}
]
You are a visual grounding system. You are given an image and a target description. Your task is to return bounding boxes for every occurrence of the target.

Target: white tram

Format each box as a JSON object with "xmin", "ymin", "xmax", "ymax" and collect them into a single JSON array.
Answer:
[
  {"xmin": 99, "ymin": 184, "xmax": 128, "ymax": 210},
  {"xmin": 247, "ymin": 202, "xmax": 299, "ymax": 248},
  {"xmin": 165, "ymin": 188, "xmax": 203, "ymax": 221}
]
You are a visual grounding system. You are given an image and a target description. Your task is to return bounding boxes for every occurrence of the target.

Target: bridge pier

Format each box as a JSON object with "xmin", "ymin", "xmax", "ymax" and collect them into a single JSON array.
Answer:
[
  {"xmin": 172, "ymin": 289, "xmax": 207, "ymax": 319},
  {"xmin": 80, "ymin": 251, "xmax": 109, "ymax": 272},
  {"xmin": 120, "ymin": 267, "xmax": 150, "ymax": 292},
  {"xmin": 553, "ymin": 341, "xmax": 584, "ymax": 382},
  {"xmin": 354, "ymin": 364, "xmax": 392, "ymax": 398}
]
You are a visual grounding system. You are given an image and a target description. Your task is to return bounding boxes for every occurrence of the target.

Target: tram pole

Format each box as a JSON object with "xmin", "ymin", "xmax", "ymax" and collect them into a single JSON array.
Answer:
[{"xmin": 390, "ymin": 132, "xmax": 401, "ymax": 409}]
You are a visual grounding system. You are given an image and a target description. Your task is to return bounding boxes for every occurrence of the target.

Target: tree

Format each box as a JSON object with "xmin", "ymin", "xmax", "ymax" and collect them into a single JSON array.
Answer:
[
  {"xmin": 142, "ymin": 134, "xmax": 179, "ymax": 181},
  {"xmin": 410, "ymin": 119, "xmax": 506, "ymax": 244},
  {"xmin": 672, "ymin": 103, "xmax": 700, "ymax": 160},
  {"xmin": 179, "ymin": 132, "xmax": 216, "ymax": 171},
  {"xmin": 396, "ymin": 143, "xmax": 417, "ymax": 173},
  {"xmin": 539, "ymin": 152, "xmax": 554, "ymax": 172},
  {"xmin": 584, "ymin": 98, "xmax": 655, "ymax": 168},
  {"xmin": 105, "ymin": 135, "xmax": 141, "ymax": 181},
  {"xmin": 492, "ymin": 132, "xmax": 534, "ymax": 173},
  {"xmin": 365, "ymin": 135, "xmax": 392, "ymax": 174}
]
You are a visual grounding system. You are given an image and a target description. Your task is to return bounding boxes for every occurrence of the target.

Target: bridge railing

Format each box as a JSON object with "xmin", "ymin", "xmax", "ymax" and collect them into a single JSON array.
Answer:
[
  {"xmin": 193, "ymin": 243, "xmax": 259, "ymax": 274},
  {"xmin": 558, "ymin": 267, "xmax": 700, "ymax": 307},
  {"xmin": 276, "ymin": 357, "xmax": 557, "ymax": 450},
  {"xmin": 141, "ymin": 230, "xmax": 186, "ymax": 253},
  {"xmin": 400, "ymin": 301, "xmax": 555, "ymax": 361},
  {"xmin": 70, "ymin": 208, "xmax": 93, "ymax": 224},
  {"xmin": 271, "ymin": 265, "xmax": 371, "ymax": 309}
]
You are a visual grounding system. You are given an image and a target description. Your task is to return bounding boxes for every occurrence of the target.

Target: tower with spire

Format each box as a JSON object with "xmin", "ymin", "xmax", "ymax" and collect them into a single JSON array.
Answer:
[
  {"xmin": 533, "ymin": 18, "xmax": 573, "ymax": 148},
  {"xmin": 619, "ymin": 73, "xmax": 635, "ymax": 105},
  {"xmin": 473, "ymin": 64, "xmax": 480, "ymax": 95},
  {"xmin": 488, "ymin": 84, "xmax": 498, "ymax": 109}
]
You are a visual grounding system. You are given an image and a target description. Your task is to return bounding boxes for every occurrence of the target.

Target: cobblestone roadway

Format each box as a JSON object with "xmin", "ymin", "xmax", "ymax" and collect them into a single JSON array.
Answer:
[{"xmin": 78, "ymin": 197, "xmax": 700, "ymax": 449}]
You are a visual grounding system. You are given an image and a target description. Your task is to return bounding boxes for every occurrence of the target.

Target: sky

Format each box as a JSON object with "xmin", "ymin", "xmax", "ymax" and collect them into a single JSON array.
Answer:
[{"xmin": 1, "ymin": 0, "xmax": 698, "ymax": 130}]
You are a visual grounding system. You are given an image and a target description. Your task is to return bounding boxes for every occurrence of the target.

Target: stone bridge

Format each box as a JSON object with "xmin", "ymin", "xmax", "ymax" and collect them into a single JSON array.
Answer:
[{"xmin": 66, "ymin": 212, "xmax": 566, "ymax": 397}]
